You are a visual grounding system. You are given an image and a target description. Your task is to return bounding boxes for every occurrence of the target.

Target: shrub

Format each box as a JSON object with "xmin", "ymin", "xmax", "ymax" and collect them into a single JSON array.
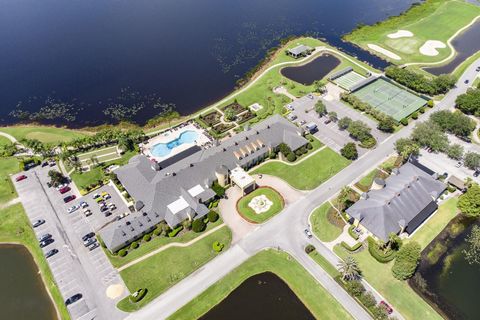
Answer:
[
  {"xmin": 286, "ymin": 153, "xmax": 296, "ymax": 162},
  {"xmin": 130, "ymin": 241, "xmax": 139, "ymax": 250},
  {"xmin": 427, "ymin": 100, "xmax": 434, "ymax": 108},
  {"xmin": 207, "ymin": 210, "xmax": 219, "ymax": 223},
  {"xmin": 129, "ymin": 288, "xmax": 147, "ymax": 303},
  {"xmin": 447, "ymin": 185, "xmax": 456, "ymax": 193},
  {"xmin": 358, "ymin": 292, "xmax": 376, "ymax": 309},
  {"xmin": 341, "ymin": 143, "xmax": 358, "ymax": 160},
  {"xmin": 168, "ymin": 226, "xmax": 183, "ymax": 237},
  {"xmin": 295, "ymin": 149, "xmax": 303, "ymax": 156},
  {"xmin": 306, "ymin": 143, "xmax": 313, "ymax": 150},
  {"xmin": 419, "ymin": 107, "xmax": 426, "ymax": 114},
  {"xmin": 143, "ymin": 234, "xmax": 151, "ymax": 242},
  {"xmin": 192, "ymin": 219, "xmax": 206, "ymax": 233},
  {"xmin": 344, "ymin": 280, "xmax": 365, "ymax": 297},
  {"xmin": 367, "ymin": 237, "xmax": 396, "ymax": 263},
  {"xmin": 153, "ymin": 227, "xmax": 162, "ymax": 236},
  {"xmin": 341, "ymin": 241, "xmax": 362, "ymax": 252},
  {"xmin": 305, "ymin": 244, "xmax": 316, "ymax": 254},
  {"xmin": 118, "ymin": 249, "xmax": 127, "ymax": 257},
  {"xmin": 359, "ymin": 137, "xmax": 376, "ymax": 149},
  {"xmin": 411, "ymin": 112, "xmax": 419, "ymax": 120},
  {"xmin": 348, "ymin": 225, "xmax": 359, "ymax": 240},
  {"xmin": 400, "ymin": 118, "xmax": 408, "ymax": 126},
  {"xmin": 392, "ymin": 241, "xmax": 421, "ymax": 280},
  {"xmin": 212, "ymin": 241, "xmax": 224, "ymax": 252},
  {"xmin": 372, "ymin": 304, "xmax": 389, "ymax": 320}
]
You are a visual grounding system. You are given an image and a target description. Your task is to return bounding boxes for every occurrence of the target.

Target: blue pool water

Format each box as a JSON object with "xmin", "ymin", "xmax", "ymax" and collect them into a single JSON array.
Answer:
[{"xmin": 150, "ymin": 130, "xmax": 199, "ymax": 157}]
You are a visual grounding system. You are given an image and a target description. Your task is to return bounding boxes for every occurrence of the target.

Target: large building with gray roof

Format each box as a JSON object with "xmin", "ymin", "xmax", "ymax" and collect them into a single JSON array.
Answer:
[
  {"xmin": 99, "ymin": 115, "xmax": 308, "ymax": 252},
  {"xmin": 346, "ymin": 162, "xmax": 446, "ymax": 241}
]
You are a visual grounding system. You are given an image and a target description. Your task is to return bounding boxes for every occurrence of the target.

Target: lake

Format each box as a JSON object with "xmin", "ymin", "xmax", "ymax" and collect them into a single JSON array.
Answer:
[
  {"xmin": 200, "ymin": 272, "xmax": 314, "ymax": 320},
  {"xmin": 0, "ymin": 244, "xmax": 57, "ymax": 320},
  {"xmin": 0, "ymin": 0, "xmax": 419, "ymax": 127},
  {"xmin": 281, "ymin": 54, "xmax": 341, "ymax": 85},
  {"xmin": 411, "ymin": 216, "xmax": 480, "ymax": 320}
]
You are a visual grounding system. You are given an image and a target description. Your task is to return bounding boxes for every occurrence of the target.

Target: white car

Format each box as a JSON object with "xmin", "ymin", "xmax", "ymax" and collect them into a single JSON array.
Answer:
[
  {"xmin": 83, "ymin": 209, "xmax": 92, "ymax": 217},
  {"xmin": 108, "ymin": 203, "xmax": 117, "ymax": 210},
  {"xmin": 56, "ymin": 183, "xmax": 68, "ymax": 191},
  {"xmin": 67, "ymin": 205, "xmax": 80, "ymax": 214},
  {"xmin": 93, "ymin": 193, "xmax": 101, "ymax": 199},
  {"xmin": 80, "ymin": 201, "xmax": 88, "ymax": 208}
]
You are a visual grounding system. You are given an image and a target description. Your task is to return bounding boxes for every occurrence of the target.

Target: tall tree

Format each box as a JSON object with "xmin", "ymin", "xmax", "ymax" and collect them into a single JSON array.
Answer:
[
  {"xmin": 464, "ymin": 152, "xmax": 480, "ymax": 170},
  {"xmin": 458, "ymin": 184, "xmax": 480, "ymax": 217},
  {"xmin": 315, "ymin": 100, "xmax": 327, "ymax": 116}
]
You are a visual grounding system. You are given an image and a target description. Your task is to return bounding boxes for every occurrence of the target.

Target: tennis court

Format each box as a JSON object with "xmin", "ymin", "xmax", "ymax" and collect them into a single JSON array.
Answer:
[
  {"xmin": 333, "ymin": 71, "xmax": 366, "ymax": 91},
  {"xmin": 352, "ymin": 78, "xmax": 427, "ymax": 121}
]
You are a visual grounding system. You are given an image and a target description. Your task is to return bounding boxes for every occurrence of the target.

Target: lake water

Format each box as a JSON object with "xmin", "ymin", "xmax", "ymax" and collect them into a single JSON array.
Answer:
[
  {"xmin": 200, "ymin": 272, "xmax": 314, "ymax": 320},
  {"xmin": 0, "ymin": 244, "xmax": 57, "ymax": 320},
  {"xmin": 0, "ymin": 0, "xmax": 419, "ymax": 127},
  {"xmin": 281, "ymin": 54, "xmax": 341, "ymax": 85}
]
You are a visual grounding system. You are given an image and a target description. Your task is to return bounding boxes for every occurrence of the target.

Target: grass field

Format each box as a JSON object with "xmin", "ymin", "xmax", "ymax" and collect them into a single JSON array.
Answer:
[
  {"xmin": 0, "ymin": 126, "xmax": 89, "ymax": 144},
  {"xmin": 352, "ymin": 78, "xmax": 427, "ymax": 121},
  {"xmin": 251, "ymin": 147, "xmax": 350, "ymax": 190},
  {"xmin": 310, "ymin": 202, "xmax": 344, "ymax": 242},
  {"xmin": 117, "ymin": 226, "xmax": 232, "ymax": 312},
  {"xmin": 168, "ymin": 250, "xmax": 353, "ymax": 320},
  {"xmin": 0, "ymin": 136, "xmax": 13, "ymax": 146},
  {"xmin": 236, "ymin": 187, "xmax": 284, "ymax": 223},
  {"xmin": 344, "ymin": 0, "xmax": 480, "ymax": 65},
  {"xmin": 0, "ymin": 204, "xmax": 70, "ymax": 320},
  {"xmin": 77, "ymin": 146, "xmax": 120, "ymax": 164},
  {"xmin": 0, "ymin": 157, "xmax": 20, "ymax": 205}
]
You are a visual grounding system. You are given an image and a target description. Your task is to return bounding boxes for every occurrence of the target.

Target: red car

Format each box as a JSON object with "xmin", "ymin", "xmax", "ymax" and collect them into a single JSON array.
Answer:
[
  {"xmin": 59, "ymin": 186, "xmax": 71, "ymax": 194},
  {"xmin": 380, "ymin": 301, "xmax": 393, "ymax": 315},
  {"xmin": 15, "ymin": 175, "xmax": 27, "ymax": 182},
  {"xmin": 63, "ymin": 195, "xmax": 76, "ymax": 203}
]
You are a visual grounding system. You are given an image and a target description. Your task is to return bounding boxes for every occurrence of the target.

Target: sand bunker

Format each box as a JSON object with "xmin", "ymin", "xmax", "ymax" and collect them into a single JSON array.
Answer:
[
  {"xmin": 387, "ymin": 30, "xmax": 414, "ymax": 39},
  {"xmin": 419, "ymin": 40, "xmax": 446, "ymax": 56},
  {"xmin": 106, "ymin": 284, "xmax": 124, "ymax": 299},
  {"xmin": 367, "ymin": 44, "xmax": 401, "ymax": 60}
]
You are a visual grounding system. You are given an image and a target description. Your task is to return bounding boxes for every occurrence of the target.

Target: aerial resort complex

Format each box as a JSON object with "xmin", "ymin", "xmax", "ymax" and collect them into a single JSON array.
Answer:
[{"xmin": 2, "ymin": 0, "xmax": 480, "ymax": 319}]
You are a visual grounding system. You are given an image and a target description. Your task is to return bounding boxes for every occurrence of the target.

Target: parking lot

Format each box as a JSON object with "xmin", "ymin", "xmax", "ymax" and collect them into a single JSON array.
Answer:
[
  {"xmin": 419, "ymin": 150, "xmax": 480, "ymax": 184},
  {"xmin": 13, "ymin": 165, "xmax": 128, "ymax": 320},
  {"xmin": 287, "ymin": 95, "xmax": 389, "ymax": 155}
]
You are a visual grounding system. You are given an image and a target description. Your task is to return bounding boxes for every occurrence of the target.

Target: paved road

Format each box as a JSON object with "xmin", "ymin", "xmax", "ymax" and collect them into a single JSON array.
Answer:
[{"xmin": 128, "ymin": 59, "xmax": 480, "ymax": 320}]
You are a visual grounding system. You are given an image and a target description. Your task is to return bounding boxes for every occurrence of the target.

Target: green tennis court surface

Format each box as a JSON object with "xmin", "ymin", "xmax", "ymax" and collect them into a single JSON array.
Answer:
[
  {"xmin": 352, "ymin": 78, "xmax": 426, "ymax": 121},
  {"xmin": 333, "ymin": 71, "xmax": 366, "ymax": 91}
]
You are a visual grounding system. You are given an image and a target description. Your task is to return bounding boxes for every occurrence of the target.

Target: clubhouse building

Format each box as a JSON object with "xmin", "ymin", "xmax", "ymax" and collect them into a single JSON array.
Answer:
[
  {"xmin": 346, "ymin": 162, "xmax": 446, "ymax": 241},
  {"xmin": 99, "ymin": 115, "xmax": 308, "ymax": 252}
]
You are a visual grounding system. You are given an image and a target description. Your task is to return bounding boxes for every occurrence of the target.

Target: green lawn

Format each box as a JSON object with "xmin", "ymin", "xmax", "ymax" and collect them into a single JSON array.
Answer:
[
  {"xmin": 0, "ymin": 204, "xmax": 70, "ymax": 320},
  {"xmin": 118, "ymin": 226, "xmax": 232, "ymax": 312},
  {"xmin": 237, "ymin": 187, "xmax": 284, "ymax": 223},
  {"xmin": 0, "ymin": 135, "xmax": 13, "ymax": 146},
  {"xmin": 310, "ymin": 202, "xmax": 344, "ymax": 242},
  {"xmin": 308, "ymin": 251, "xmax": 341, "ymax": 278},
  {"xmin": 252, "ymin": 147, "xmax": 350, "ymax": 190},
  {"xmin": 332, "ymin": 198, "xmax": 460, "ymax": 320},
  {"xmin": 106, "ymin": 219, "xmax": 223, "ymax": 268},
  {"xmin": 0, "ymin": 126, "xmax": 89, "ymax": 144},
  {"xmin": 169, "ymin": 250, "xmax": 353, "ymax": 320},
  {"xmin": 356, "ymin": 169, "xmax": 379, "ymax": 192},
  {"xmin": 345, "ymin": 0, "xmax": 480, "ymax": 65},
  {"xmin": 0, "ymin": 157, "xmax": 20, "ymax": 204}
]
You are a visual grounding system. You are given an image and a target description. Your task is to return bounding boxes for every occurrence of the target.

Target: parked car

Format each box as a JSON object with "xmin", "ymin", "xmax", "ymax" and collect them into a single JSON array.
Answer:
[
  {"xmin": 45, "ymin": 249, "xmax": 58, "ymax": 259},
  {"xmin": 304, "ymin": 228, "xmax": 312, "ymax": 238},
  {"xmin": 286, "ymin": 104, "xmax": 294, "ymax": 111},
  {"xmin": 307, "ymin": 94, "xmax": 314, "ymax": 99},
  {"xmin": 455, "ymin": 161, "xmax": 462, "ymax": 168},
  {"xmin": 40, "ymin": 238, "xmax": 54, "ymax": 248},
  {"xmin": 104, "ymin": 211, "xmax": 112, "ymax": 217},
  {"xmin": 101, "ymin": 191, "xmax": 111, "ymax": 200},
  {"xmin": 465, "ymin": 79, "xmax": 470, "ymax": 84},
  {"xmin": 83, "ymin": 238, "xmax": 96, "ymax": 247},
  {"xmin": 100, "ymin": 205, "xmax": 108, "ymax": 212},
  {"xmin": 83, "ymin": 209, "xmax": 92, "ymax": 217},
  {"xmin": 63, "ymin": 195, "xmax": 76, "ymax": 203},
  {"xmin": 108, "ymin": 203, "xmax": 117, "ymax": 211},
  {"xmin": 48, "ymin": 160, "xmax": 56, "ymax": 167},
  {"xmin": 88, "ymin": 242, "xmax": 100, "ymax": 251},
  {"xmin": 41, "ymin": 161, "xmax": 49, "ymax": 167},
  {"xmin": 81, "ymin": 232, "xmax": 95, "ymax": 242},
  {"xmin": 33, "ymin": 219, "xmax": 45, "ymax": 228},
  {"xmin": 95, "ymin": 197, "xmax": 104, "ymax": 203},
  {"xmin": 80, "ymin": 201, "xmax": 88, "ymax": 208},
  {"xmin": 473, "ymin": 170, "xmax": 479, "ymax": 178},
  {"xmin": 67, "ymin": 204, "xmax": 80, "ymax": 213},
  {"xmin": 93, "ymin": 193, "xmax": 101, "ymax": 199},
  {"xmin": 380, "ymin": 301, "xmax": 393, "ymax": 315},
  {"xmin": 65, "ymin": 293, "xmax": 83, "ymax": 306},
  {"xmin": 46, "ymin": 182, "xmax": 52, "ymax": 188},
  {"xmin": 324, "ymin": 119, "xmax": 331, "ymax": 125},
  {"xmin": 15, "ymin": 175, "xmax": 27, "ymax": 182},
  {"xmin": 59, "ymin": 186, "xmax": 71, "ymax": 194},
  {"xmin": 476, "ymin": 66, "xmax": 480, "ymax": 72},
  {"xmin": 56, "ymin": 183, "xmax": 68, "ymax": 191},
  {"xmin": 38, "ymin": 233, "xmax": 52, "ymax": 242}
]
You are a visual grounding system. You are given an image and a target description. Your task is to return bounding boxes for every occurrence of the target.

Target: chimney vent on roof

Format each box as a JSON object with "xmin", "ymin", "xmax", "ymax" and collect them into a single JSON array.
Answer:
[
  {"xmin": 371, "ymin": 178, "xmax": 386, "ymax": 190},
  {"xmin": 392, "ymin": 168, "xmax": 399, "ymax": 175},
  {"xmin": 190, "ymin": 163, "xmax": 194, "ymax": 167},
  {"xmin": 361, "ymin": 192, "xmax": 369, "ymax": 200}
]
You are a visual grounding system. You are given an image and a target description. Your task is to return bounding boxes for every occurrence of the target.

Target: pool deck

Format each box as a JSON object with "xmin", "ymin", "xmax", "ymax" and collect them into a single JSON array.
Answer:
[{"xmin": 141, "ymin": 124, "xmax": 210, "ymax": 163}]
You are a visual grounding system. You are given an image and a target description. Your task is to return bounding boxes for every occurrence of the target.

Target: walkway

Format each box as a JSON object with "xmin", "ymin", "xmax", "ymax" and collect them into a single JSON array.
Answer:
[
  {"xmin": 273, "ymin": 86, "xmax": 297, "ymax": 100},
  {"xmin": 0, "ymin": 131, "xmax": 18, "ymax": 143},
  {"xmin": 0, "ymin": 197, "xmax": 20, "ymax": 210},
  {"xmin": 117, "ymin": 224, "xmax": 227, "ymax": 272}
]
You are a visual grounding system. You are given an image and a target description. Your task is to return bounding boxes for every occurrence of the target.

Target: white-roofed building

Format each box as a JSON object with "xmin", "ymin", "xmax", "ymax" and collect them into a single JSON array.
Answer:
[{"xmin": 230, "ymin": 166, "xmax": 256, "ymax": 195}]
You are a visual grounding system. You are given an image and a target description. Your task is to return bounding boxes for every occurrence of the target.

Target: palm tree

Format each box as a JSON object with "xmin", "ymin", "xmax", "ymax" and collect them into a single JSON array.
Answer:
[{"xmin": 337, "ymin": 256, "xmax": 361, "ymax": 281}]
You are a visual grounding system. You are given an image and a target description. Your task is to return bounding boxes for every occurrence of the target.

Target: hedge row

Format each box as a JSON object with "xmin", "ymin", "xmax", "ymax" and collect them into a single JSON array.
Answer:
[
  {"xmin": 367, "ymin": 237, "xmax": 396, "ymax": 263},
  {"xmin": 348, "ymin": 225, "xmax": 359, "ymax": 240},
  {"xmin": 341, "ymin": 241, "xmax": 363, "ymax": 252}
]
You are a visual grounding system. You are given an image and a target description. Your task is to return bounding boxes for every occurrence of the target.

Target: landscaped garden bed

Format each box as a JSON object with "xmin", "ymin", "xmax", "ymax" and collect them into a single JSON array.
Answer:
[
  {"xmin": 211, "ymin": 122, "xmax": 235, "ymax": 134},
  {"xmin": 355, "ymin": 169, "xmax": 389, "ymax": 192},
  {"xmin": 199, "ymin": 110, "xmax": 222, "ymax": 127},
  {"xmin": 221, "ymin": 101, "xmax": 247, "ymax": 115},
  {"xmin": 236, "ymin": 110, "xmax": 256, "ymax": 124},
  {"xmin": 311, "ymin": 202, "xmax": 344, "ymax": 242},
  {"xmin": 236, "ymin": 187, "xmax": 284, "ymax": 224}
]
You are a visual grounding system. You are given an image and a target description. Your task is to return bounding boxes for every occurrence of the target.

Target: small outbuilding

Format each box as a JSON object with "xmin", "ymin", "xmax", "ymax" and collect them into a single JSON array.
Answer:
[
  {"xmin": 287, "ymin": 45, "xmax": 314, "ymax": 59},
  {"xmin": 447, "ymin": 176, "xmax": 466, "ymax": 192}
]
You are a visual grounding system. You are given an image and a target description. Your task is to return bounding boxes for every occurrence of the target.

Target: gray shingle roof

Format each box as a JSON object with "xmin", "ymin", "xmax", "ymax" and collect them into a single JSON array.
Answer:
[
  {"xmin": 288, "ymin": 45, "xmax": 313, "ymax": 56},
  {"xmin": 346, "ymin": 162, "xmax": 446, "ymax": 241},
  {"xmin": 99, "ymin": 114, "xmax": 307, "ymax": 251}
]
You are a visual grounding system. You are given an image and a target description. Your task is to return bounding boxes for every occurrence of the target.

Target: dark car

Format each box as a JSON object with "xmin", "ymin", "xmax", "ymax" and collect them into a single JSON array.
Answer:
[
  {"xmin": 15, "ymin": 175, "xmax": 27, "ymax": 182},
  {"xmin": 65, "ymin": 293, "xmax": 83, "ymax": 306},
  {"xmin": 458, "ymin": 135, "xmax": 472, "ymax": 143},
  {"xmin": 103, "ymin": 211, "xmax": 112, "ymax": 217},
  {"xmin": 88, "ymin": 242, "xmax": 100, "ymax": 251},
  {"xmin": 63, "ymin": 195, "xmax": 76, "ymax": 203},
  {"xmin": 465, "ymin": 79, "xmax": 470, "ymax": 84},
  {"xmin": 38, "ymin": 233, "xmax": 52, "ymax": 242},
  {"xmin": 40, "ymin": 238, "xmax": 54, "ymax": 248},
  {"xmin": 380, "ymin": 301, "xmax": 393, "ymax": 314},
  {"xmin": 81, "ymin": 232, "xmax": 95, "ymax": 242},
  {"xmin": 33, "ymin": 219, "xmax": 45, "ymax": 228},
  {"xmin": 41, "ymin": 162, "xmax": 49, "ymax": 167},
  {"xmin": 59, "ymin": 186, "xmax": 71, "ymax": 194},
  {"xmin": 83, "ymin": 238, "xmax": 96, "ymax": 247},
  {"xmin": 474, "ymin": 171, "xmax": 479, "ymax": 177},
  {"xmin": 324, "ymin": 119, "xmax": 331, "ymax": 125},
  {"xmin": 45, "ymin": 249, "xmax": 58, "ymax": 259},
  {"xmin": 100, "ymin": 205, "xmax": 108, "ymax": 212}
]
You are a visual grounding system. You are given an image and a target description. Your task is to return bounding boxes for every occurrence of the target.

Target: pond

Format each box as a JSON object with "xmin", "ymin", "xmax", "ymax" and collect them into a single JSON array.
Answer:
[
  {"xmin": 424, "ymin": 20, "xmax": 480, "ymax": 75},
  {"xmin": 410, "ymin": 216, "xmax": 480, "ymax": 320},
  {"xmin": 0, "ymin": 244, "xmax": 57, "ymax": 320},
  {"xmin": 281, "ymin": 54, "xmax": 342, "ymax": 85},
  {"xmin": 200, "ymin": 272, "xmax": 314, "ymax": 320},
  {"xmin": 0, "ymin": 0, "xmax": 420, "ymax": 126}
]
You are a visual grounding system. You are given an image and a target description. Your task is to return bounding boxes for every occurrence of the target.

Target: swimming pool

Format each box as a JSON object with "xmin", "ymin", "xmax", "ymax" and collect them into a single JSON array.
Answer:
[{"xmin": 150, "ymin": 130, "xmax": 199, "ymax": 157}]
